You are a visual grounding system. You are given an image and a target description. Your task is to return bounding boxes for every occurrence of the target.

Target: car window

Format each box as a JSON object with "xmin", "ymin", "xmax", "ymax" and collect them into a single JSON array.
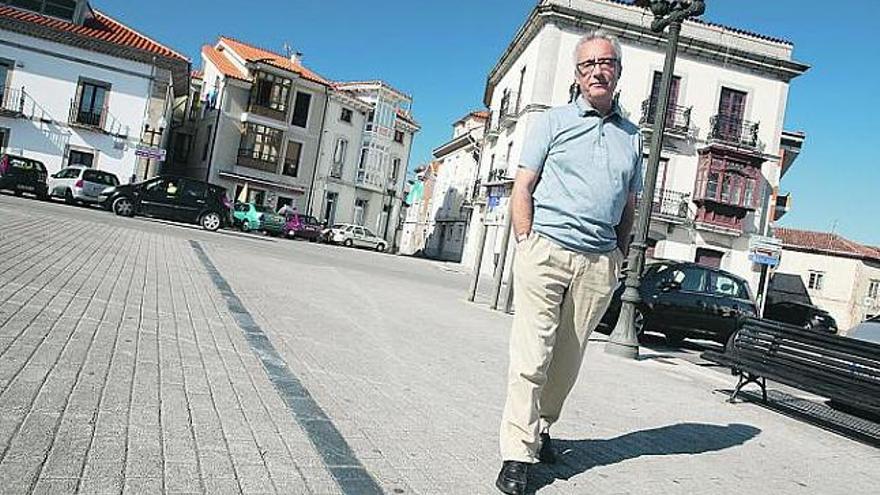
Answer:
[
  {"xmin": 343, "ymin": 226, "xmax": 353, "ymax": 232},
  {"xmin": 253, "ymin": 205, "xmax": 270, "ymax": 213},
  {"xmin": 303, "ymin": 216, "xmax": 318, "ymax": 224},
  {"xmin": 144, "ymin": 178, "xmax": 180, "ymax": 199},
  {"xmin": 234, "ymin": 203, "xmax": 248, "ymax": 212},
  {"xmin": 364, "ymin": 228, "xmax": 377, "ymax": 238},
  {"xmin": 183, "ymin": 180, "xmax": 207, "ymax": 200},
  {"xmin": 354, "ymin": 227, "xmax": 365, "ymax": 236},
  {"xmin": 83, "ymin": 170, "xmax": 118, "ymax": 186},
  {"xmin": 661, "ymin": 266, "xmax": 706, "ymax": 292},
  {"xmin": 9, "ymin": 158, "xmax": 34, "ymax": 170},
  {"xmin": 711, "ymin": 273, "xmax": 749, "ymax": 298}
]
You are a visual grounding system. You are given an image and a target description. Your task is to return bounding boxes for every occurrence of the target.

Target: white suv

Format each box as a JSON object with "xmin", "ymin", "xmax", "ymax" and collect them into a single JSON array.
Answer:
[
  {"xmin": 324, "ymin": 223, "xmax": 387, "ymax": 251},
  {"xmin": 49, "ymin": 166, "xmax": 120, "ymax": 205}
]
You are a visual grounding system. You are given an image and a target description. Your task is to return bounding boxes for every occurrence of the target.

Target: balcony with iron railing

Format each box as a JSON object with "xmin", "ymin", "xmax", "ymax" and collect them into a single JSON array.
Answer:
[
  {"xmin": 484, "ymin": 110, "xmax": 501, "ymax": 139},
  {"xmin": 639, "ymin": 99, "xmax": 692, "ymax": 136},
  {"xmin": 237, "ymin": 148, "xmax": 280, "ymax": 173},
  {"xmin": 0, "ymin": 87, "xmax": 24, "ymax": 116},
  {"xmin": 708, "ymin": 114, "xmax": 760, "ymax": 149},
  {"xmin": 636, "ymin": 188, "xmax": 692, "ymax": 223},
  {"xmin": 1, "ymin": 86, "xmax": 58, "ymax": 123},
  {"xmin": 68, "ymin": 99, "xmax": 129, "ymax": 137},
  {"xmin": 499, "ymin": 91, "xmax": 519, "ymax": 127}
]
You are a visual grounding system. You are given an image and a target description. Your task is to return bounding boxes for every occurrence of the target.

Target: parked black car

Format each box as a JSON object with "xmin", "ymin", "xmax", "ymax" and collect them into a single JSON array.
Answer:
[
  {"xmin": 763, "ymin": 301, "xmax": 838, "ymax": 334},
  {"xmin": 0, "ymin": 153, "xmax": 48, "ymax": 199},
  {"xmin": 597, "ymin": 260, "xmax": 758, "ymax": 347},
  {"xmin": 100, "ymin": 176, "xmax": 231, "ymax": 231}
]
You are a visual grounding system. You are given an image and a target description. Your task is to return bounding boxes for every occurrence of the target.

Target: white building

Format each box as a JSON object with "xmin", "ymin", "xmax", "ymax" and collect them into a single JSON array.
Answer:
[
  {"xmin": 181, "ymin": 36, "xmax": 332, "ymax": 213},
  {"xmin": 0, "ymin": 1, "xmax": 188, "ymax": 181},
  {"xmin": 176, "ymin": 40, "xmax": 419, "ymax": 247},
  {"xmin": 413, "ymin": 110, "xmax": 487, "ymax": 261},
  {"xmin": 399, "ymin": 161, "xmax": 440, "ymax": 256},
  {"xmin": 313, "ymin": 81, "xmax": 419, "ymax": 248},
  {"xmin": 463, "ymin": 0, "xmax": 809, "ymax": 295},
  {"xmin": 769, "ymin": 228, "xmax": 880, "ymax": 333}
]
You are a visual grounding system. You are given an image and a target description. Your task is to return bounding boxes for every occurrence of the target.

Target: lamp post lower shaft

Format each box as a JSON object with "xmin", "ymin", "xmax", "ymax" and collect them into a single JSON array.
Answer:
[{"xmin": 606, "ymin": 20, "xmax": 683, "ymax": 359}]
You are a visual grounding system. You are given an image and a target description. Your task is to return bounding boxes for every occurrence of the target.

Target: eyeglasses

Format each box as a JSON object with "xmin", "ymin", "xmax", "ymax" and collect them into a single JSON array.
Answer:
[{"xmin": 576, "ymin": 57, "xmax": 619, "ymax": 75}]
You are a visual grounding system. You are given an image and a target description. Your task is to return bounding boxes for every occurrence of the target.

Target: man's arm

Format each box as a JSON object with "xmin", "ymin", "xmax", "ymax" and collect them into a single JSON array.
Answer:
[
  {"xmin": 511, "ymin": 168, "xmax": 540, "ymax": 239},
  {"xmin": 615, "ymin": 194, "xmax": 636, "ymax": 255}
]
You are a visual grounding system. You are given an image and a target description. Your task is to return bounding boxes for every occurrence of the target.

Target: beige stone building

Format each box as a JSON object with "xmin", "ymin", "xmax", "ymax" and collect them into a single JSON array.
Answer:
[{"xmin": 769, "ymin": 227, "xmax": 880, "ymax": 333}]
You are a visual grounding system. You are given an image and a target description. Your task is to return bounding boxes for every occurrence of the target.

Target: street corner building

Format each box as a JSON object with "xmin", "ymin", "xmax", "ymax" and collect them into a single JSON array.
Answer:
[
  {"xmin": 460, "ymin": 0, "xmax": 810, "ymax": 297},
  {"xmin": 169, "ymin": 37, "xmax": 420, "ymax": 250},
  {"xmin": 0, "ymin": 0, "xmax": 190, "ymax": 182}
]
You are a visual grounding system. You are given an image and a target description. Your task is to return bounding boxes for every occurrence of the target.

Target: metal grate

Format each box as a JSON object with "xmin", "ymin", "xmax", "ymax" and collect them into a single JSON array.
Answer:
[{"xmin": 739, "ymin": 388, "xmax": 880, "ymax": 447}]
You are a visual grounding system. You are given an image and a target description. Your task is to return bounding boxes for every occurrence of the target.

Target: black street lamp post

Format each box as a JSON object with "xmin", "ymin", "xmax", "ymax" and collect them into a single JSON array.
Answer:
[{"xmin": 606, "ymin": 0, "xmax": 706, "ymax": 359}]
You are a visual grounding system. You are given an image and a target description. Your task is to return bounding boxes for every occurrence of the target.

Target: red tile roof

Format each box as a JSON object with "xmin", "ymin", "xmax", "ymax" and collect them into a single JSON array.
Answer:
[
  {"xmin": 0, "ymin": 6, "xmax": 188, "ymax": 61},
  {"xmin": 472, "ymin": 110, "xmax": 490, "ymax": 120},
  {"xmin": 191, "ymin": 69, "xmax": 204, "ymax": 80},
  {"xmin": 218, "ymin": 36, "xmax": 331, "ymax": 87},
  {"xmin": 774, "ymin": 227, "xmax": 880, "ymax": 263},
  {"xmin": 202, "ymin": 45, "xmax": 249, "ymax": 81}
]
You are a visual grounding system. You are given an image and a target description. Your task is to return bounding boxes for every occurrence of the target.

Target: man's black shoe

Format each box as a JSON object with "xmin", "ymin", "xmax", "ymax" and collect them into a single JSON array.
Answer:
[
  {"xmin": 538, "ymin": 432, "xmax": 557, "ymax": 464},
  {"xmin": 495, "ymin": 461, "xmax": 528, "ymax": 495}
]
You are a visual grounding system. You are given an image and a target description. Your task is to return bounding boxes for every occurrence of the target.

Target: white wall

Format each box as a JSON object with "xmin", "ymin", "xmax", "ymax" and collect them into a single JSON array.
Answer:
[
  {"xmin": 466, "ymin": 11, "xmax": 796, "ymax": 289},
  {"xmin": 0, "ymin": 29, "xmax": 173, "ymax": 181}
]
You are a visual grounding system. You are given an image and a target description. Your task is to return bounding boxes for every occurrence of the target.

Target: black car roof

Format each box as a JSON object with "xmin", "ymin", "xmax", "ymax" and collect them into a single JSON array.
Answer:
[{"xmin": 647, "ymin": 260, "xmax": 749, "ymax": 282}]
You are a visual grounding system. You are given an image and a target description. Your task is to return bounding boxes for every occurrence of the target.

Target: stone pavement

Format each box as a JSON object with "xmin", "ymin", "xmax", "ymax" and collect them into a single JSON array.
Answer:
[{"xmin": 0, "ymin": 196, "xmax": 878, "ymax": 494}]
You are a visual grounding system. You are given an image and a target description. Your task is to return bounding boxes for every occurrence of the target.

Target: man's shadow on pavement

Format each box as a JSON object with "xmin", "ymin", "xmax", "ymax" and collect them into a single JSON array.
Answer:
[{"xmin": 528, "ymin": 422, "xmax": 761, "ymax": 493}]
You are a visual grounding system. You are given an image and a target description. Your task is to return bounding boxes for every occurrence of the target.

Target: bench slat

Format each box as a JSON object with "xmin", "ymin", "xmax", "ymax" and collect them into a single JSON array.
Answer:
[{"xmin": 701, "ymin": 319, "xmax": 880, "ymax": 415}]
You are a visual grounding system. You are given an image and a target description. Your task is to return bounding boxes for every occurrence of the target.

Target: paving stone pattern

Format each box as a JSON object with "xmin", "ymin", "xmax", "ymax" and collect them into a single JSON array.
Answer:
[{"xmin": 0, "ymin": 201, "xmax": 878, "ymax": 494}]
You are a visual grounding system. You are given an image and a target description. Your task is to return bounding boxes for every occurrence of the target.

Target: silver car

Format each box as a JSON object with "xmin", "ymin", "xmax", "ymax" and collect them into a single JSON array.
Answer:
[
  {"xmin": 49, "ymin": 166, "xmax": 120, "ymax": 205},
  {"xmin": 325, "ymin": 223, "xmax": 387, "ymax": 251},
  {"xmin": 847, "ymin": 314, "xmax": 880, "ymax": 344}
]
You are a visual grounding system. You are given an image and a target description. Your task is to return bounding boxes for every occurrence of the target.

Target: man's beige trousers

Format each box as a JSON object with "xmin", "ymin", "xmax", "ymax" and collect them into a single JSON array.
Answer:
[{"xmin": 500, "ymin": 234, "xmax": 622, "ymax": 462}]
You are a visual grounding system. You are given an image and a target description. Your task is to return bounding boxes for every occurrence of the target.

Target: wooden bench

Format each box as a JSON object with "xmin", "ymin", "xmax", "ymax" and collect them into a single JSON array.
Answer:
[{"xmin": 702, "ymin": 318, "xmax": 880, "ymax": 416}]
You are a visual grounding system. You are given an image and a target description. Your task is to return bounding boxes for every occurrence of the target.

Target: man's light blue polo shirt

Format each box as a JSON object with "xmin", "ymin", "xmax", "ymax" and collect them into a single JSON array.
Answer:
[{"xmin": 520, "ymin": 96, "xmax": 643, "ymax": 254}]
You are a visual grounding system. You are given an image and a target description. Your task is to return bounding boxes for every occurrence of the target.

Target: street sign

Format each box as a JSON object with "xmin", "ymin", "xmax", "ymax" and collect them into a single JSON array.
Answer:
[
  {"xmin": 749, "ymin": 252, "xmax": 780, "ymax": 267},
  {"xmin": 135, "ymin": 144, "xmax": 166, "ymax": 161},
  {"xmin": 749, "ymin": 235, "xmax": 783, "ymax": 252}
]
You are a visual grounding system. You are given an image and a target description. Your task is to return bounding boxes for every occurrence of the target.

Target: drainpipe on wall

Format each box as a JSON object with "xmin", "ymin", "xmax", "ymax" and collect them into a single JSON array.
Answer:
[{"xmin": 306, "ymin": 85, "xmax": 330, "ymax": 216}]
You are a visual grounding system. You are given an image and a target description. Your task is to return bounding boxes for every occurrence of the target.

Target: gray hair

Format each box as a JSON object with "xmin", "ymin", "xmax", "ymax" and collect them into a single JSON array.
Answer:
[{"xmin": 573, "ymin": 30, "xmax": 623, "ymax": 69}]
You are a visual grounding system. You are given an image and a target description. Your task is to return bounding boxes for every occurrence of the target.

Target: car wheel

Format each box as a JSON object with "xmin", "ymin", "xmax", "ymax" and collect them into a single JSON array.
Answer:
[
  {"xmin": 201, "ymin": 212, "xmax": 222, "ymax": 232},
  {"xmin": 64, "ymin": 189, "xmax": 75, "ymax": 205},
  {"xmin": 376, "ymin": 243, "xmax": 386, "ymax": 252},
  {"xmin": 112, "ymin": 197, "xmax": 135, "ymax": 217},
  {"xmin": 13, "ymin": 190, "xmax": 22, "ymax": 197},
  {"xmin": 343, "ymin": 239, "xmax": 353, "ymax": 247},
  {"xmin": 241, "ymin": 221, "xmax": 251, "ymax": 232}
]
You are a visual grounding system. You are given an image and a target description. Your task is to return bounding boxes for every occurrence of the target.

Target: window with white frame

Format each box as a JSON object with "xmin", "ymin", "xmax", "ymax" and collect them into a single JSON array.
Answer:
[
  {"xmin": 808, "ymin": 271, "xmax": 825, "ymax": 291},
  {"xmin": 869, "ymin": 279, "xmax": 880, "ymax": 300}
]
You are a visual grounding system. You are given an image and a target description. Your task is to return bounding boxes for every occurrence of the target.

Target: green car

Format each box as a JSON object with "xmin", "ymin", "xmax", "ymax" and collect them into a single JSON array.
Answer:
[{"xmin": 232, "ymin": 202, "xmax": 286, "ymax": 234}]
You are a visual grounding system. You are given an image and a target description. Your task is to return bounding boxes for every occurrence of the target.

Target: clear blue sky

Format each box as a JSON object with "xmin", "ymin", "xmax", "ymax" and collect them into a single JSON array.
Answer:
[{"xmin": 100, "ymin": 0, "xmax": 879, "ymax": 245}]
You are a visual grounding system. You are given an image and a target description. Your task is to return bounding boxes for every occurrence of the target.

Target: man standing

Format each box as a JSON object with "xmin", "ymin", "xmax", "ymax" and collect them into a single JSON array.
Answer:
[{"xmin": 496, "ymin": 31, "xmax": 643, "ymax": 494}]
